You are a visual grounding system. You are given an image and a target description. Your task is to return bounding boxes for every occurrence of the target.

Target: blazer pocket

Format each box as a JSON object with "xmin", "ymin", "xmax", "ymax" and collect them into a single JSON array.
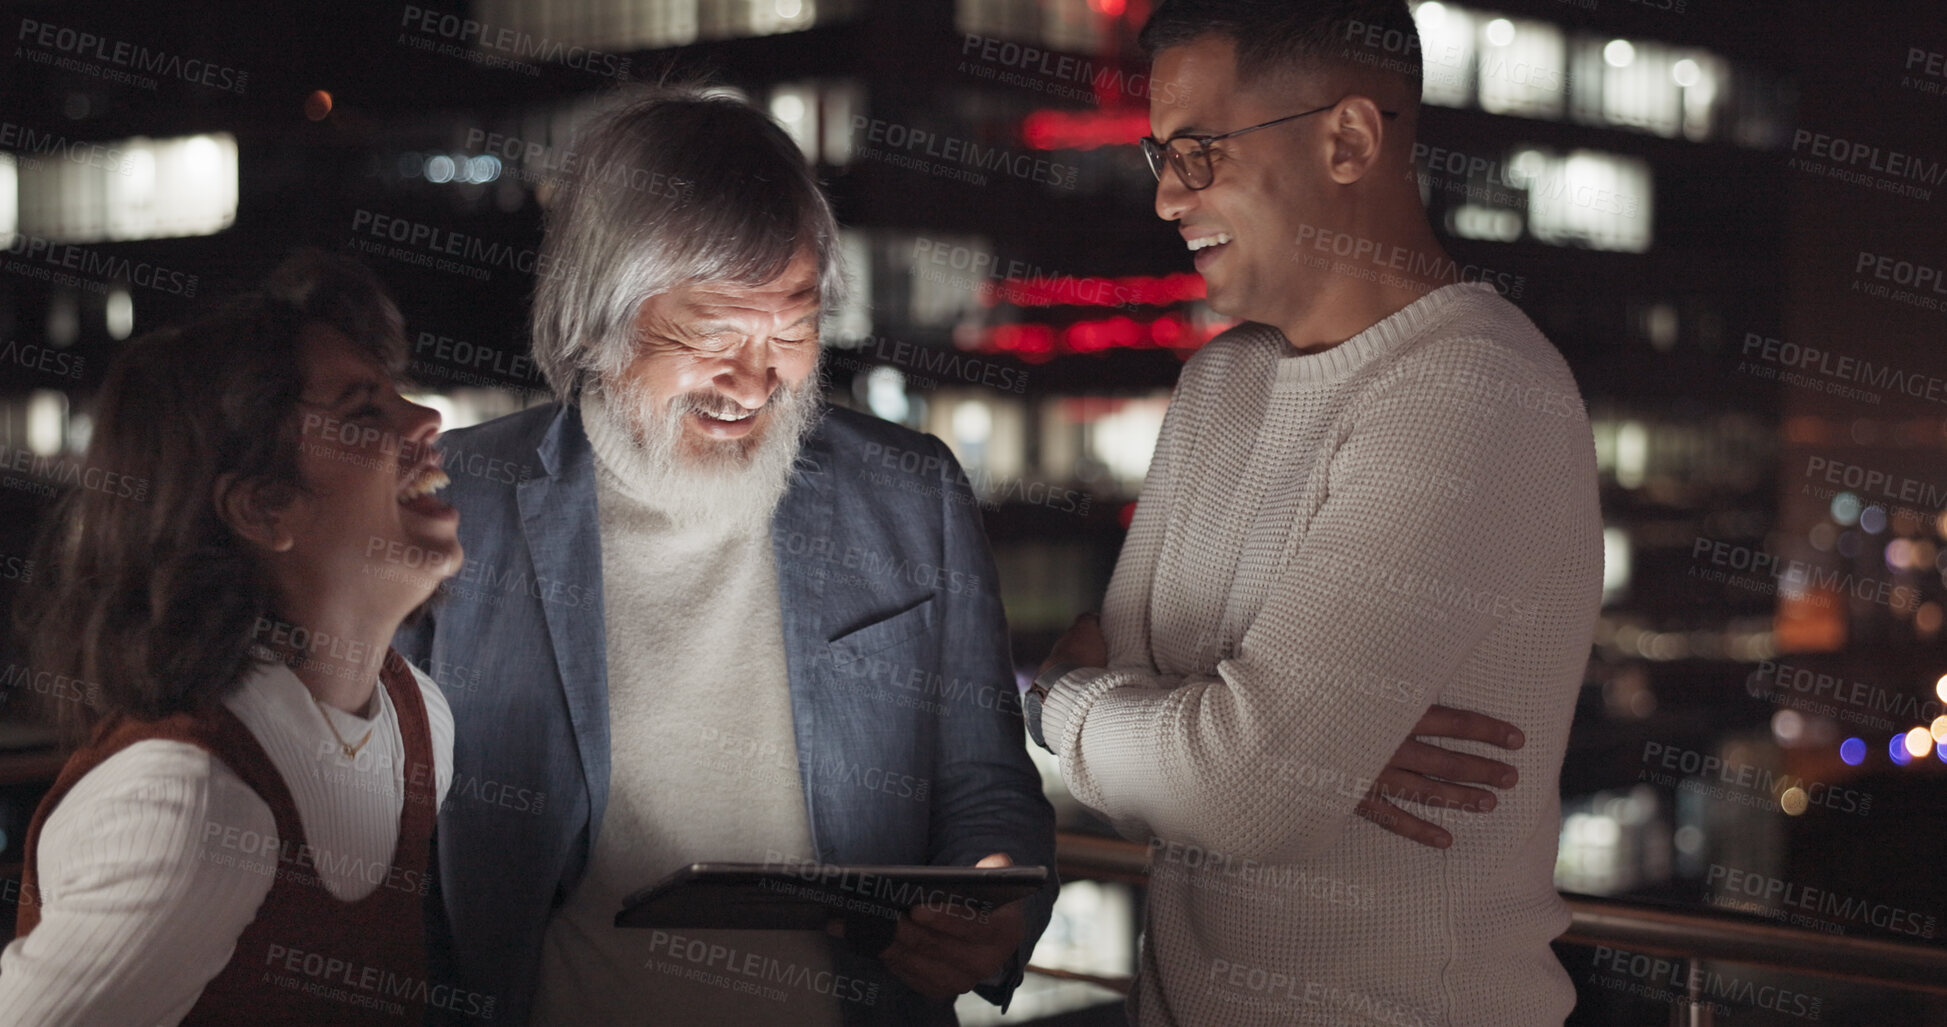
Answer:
[{"xmin": 827, "ymin": 596, "xmax": 939, "ymax": 666}]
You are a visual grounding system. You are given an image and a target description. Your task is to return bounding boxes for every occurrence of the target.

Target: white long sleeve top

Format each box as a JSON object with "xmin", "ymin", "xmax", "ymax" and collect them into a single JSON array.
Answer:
[
  {"xmin": 0, "ymin": 659, "xmax": 454, "ymax": 1027},
  {"xmin": 1042, "ymin": 283, "xmax": 1603, "ymax": 1026}
]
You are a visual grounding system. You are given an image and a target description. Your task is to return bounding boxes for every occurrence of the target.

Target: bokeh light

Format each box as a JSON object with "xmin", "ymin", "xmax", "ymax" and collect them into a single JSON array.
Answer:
[
  {"xmin": 304, "ymin": 89, "xmax": 333, "ymax": 121},
  {"xmin": 1839, "ymin": 737, "xmax": 1867, "ymax": 765}
]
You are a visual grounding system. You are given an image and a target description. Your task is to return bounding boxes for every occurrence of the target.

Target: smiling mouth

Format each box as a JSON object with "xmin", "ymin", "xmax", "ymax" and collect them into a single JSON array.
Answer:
[
  {"xmin": 698, "ymin": 407, "xmax": 756, "ymax": 423},
  {"xmin": 1186, "ymin": 233, "xmax": 1233, "ymax": 252},
  {"xmin": 396, "ymin": 464, "xmax": 455, "ymax": 521}
]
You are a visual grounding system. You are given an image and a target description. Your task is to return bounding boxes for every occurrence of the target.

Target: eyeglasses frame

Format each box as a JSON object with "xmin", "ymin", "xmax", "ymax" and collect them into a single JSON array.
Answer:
[{"xmin": 1140, "ymin": 100, "xmax": 1402, "ymax": 191}]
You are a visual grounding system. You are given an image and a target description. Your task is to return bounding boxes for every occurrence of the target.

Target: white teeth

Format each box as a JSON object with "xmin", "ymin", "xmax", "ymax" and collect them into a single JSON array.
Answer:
[
  {"xmin": 1187, "ymin": 233, "xmax": 1233, "ymax": 251},
  {"xmin": 397, "ymin": 467, "xmax": 450, "ymax": 504},
  {"xmin": 701, "ymin": 409, "xmax": 755, "ymax": 423}
]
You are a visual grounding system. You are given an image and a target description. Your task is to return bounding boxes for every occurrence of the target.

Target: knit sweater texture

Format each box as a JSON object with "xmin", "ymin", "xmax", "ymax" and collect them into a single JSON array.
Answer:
[
  {"xmin": 533, "ymin": 395, "xmax": 839, "ymax": 1026},
  {"xmin": 1042, "ymin": 283, "xmax": 1603, "ymax": 1026}
]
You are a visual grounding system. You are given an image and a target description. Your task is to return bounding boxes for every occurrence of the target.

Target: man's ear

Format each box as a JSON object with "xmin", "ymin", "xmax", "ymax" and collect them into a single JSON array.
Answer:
[
  {"xmin": 214, "ymin": 472, "xmax": 296, "ymax": 552},
  {"xmin": 1327, "ymin": 96, "xmax": 1389, "ymax": 185}
]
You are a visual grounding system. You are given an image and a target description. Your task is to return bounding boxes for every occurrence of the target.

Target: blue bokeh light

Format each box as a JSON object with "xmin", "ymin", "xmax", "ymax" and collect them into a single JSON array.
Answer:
[{"xmin": 1840, "ymin": 737, "xmax": 1867, "ymax": 766}]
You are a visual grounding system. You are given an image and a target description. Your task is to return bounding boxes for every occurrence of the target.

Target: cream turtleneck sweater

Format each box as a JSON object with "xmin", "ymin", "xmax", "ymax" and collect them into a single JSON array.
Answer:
[{"xmin": 531, "ymin": 396, "xmax": 841, "ymax": 1026}]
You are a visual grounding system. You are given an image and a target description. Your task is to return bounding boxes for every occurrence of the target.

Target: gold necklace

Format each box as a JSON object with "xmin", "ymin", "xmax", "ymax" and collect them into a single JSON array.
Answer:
[{"xmin": 317, "ymin": 700, "xmax": 376, "ymax": 759}]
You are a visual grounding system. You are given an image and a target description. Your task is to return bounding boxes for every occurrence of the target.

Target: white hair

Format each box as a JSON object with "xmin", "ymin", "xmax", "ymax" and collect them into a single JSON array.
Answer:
[{"xmin": 529, "ymin": 84, "xmax": 846, "ymax": 402}]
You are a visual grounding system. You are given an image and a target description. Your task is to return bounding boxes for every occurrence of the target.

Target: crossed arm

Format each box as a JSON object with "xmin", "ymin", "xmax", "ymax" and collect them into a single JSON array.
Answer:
[
  {"xmin": 1045, "ymin": 612, "xmax": 1525, "ymax": 850},
  {"xmin": 1032, "ymin": 370, "xmax": 1562, "ymax": 862}
]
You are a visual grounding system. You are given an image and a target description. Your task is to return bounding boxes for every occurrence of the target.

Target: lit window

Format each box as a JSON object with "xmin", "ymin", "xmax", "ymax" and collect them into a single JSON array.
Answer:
[
  {"xmin": 27, "ymin": 390, "xmax": 68, "ymax": 457},
  {"xmin": 1411, "ymin": 2, "xmax": 1475, "ymax": 108},
  {"xmin": 473, "ymin": 0, "xmax": 850, "ymax": 51},
  {"xmin": 924, "ymin": 390, "xmax": 1027, "ymax": 492},
  {"xmin": 1474, "ymin": 16, "xmax": 1565, "ymax": 119},
  {"xmin": 956, "ymin": 0, "xmax": 1110, "ymax": 52},
  {"xmin": 768, "ymin": 82, "xmax": 818, "ymax": 159},
  {"xmin": 1516, "ymin": 148, "xmax": 1654, "ymax": 253},
  {"xmin": 898, "ymin": 231, "xmax": 989, "ymax": 328},
  {"xmin": 1087, "ymin": 397, "xmax": 1168, "ymax": 489},
  {"xmin": 956, "ymin": 879, "xmax": 1136, "ymax": 1024},
  {"xmin": 17, "ymin": 133, "xmax": 238, "ymax": 243},
  {"xmin": 1570, "ymin": 36, "xmax": 1682, "ymax": 138},
  {"xmin": 1602, "ymin": 527, "xmax": 1630, "ymax": 604},
  {"xmin": 820, "ymin": 81, "xmax": 865, "ymax": 166},
  {"xmin": 828, "ymin": 228, "xmax": 873, "ymax": 343},
  {"xmin": 1446, "ymin": 204, "xmax": 1522, "ymax": 242},
  {"xmin": 1672, "ymin": 51, "xmax": 1727, "ymax": 142},
  {"xmin": 0, "ymin": 154, "xmax": 15, "ymax": 246}
]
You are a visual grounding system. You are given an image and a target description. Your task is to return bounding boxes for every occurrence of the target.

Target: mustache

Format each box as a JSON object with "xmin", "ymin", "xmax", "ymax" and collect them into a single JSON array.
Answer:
[{"xmin": 671, "ymin": 390, "xmax": 772, "ymax": 419}]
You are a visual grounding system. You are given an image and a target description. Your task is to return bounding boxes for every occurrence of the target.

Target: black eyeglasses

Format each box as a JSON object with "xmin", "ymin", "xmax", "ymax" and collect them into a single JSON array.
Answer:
[{"xmin": 1140, "ymin": 101, "xmax": 1401, "ymax": 191}]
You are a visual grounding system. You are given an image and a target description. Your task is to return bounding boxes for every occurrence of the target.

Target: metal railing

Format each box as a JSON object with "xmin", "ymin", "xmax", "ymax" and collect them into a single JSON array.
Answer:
[{"xmin": 1032, "ymin": 832, "xmax": 1947, "ymax": 1025}]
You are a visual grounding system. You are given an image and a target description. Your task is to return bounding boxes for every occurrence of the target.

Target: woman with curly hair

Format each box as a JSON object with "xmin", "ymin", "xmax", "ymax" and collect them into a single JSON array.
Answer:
[{"xmin": 0, "ymin": 251, "xmax": 463, "ymax": 1025}]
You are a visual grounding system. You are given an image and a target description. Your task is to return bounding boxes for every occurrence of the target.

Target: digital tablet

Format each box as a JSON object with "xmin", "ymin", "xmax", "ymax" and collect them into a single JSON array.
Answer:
[{"xmin": 614, "ymin": 862, "xmax": 1049, "ymax": 931}]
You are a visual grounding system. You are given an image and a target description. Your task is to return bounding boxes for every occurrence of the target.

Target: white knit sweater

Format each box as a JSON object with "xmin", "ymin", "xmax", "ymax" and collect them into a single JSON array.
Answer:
[
  {"xmin": 532, "ymin": 395, "xmax": 839, "ymax": 1026},
  {"xmin": 0, "ymin": 660, "xmax": 454, "ymax": 1027},
  {"xmin": 1042, "ymin": 283, "xmax": 1602, "ymax": 1026}
]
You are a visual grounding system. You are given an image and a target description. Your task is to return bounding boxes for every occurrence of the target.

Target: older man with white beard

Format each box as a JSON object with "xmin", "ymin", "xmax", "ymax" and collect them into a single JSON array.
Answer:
[{"xmin": 396, "ymin": 87, "xmax": 1058, "ymax": 1026}]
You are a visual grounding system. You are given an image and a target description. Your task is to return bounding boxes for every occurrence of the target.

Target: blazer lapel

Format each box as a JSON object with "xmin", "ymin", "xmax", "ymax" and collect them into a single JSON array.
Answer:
[
  {"xmin": 772, "ymin": 413, "xmax": 836, "ymax": 862},
  {"xmin": 518, "ymin": 404, "xmax": 612, "ymax": 849}
]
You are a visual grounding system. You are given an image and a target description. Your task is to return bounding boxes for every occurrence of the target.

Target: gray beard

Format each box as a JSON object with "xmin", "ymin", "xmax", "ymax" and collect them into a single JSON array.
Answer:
[{"xmin": 591, "ymin": 374, "xmax": 821, "ymax": 533}]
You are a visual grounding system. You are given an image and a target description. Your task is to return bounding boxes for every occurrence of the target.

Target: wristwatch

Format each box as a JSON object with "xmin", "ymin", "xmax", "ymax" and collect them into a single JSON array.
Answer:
[{"xmin": 1023, "ymin": 661, "xmax": 1079, "ymax": 753}]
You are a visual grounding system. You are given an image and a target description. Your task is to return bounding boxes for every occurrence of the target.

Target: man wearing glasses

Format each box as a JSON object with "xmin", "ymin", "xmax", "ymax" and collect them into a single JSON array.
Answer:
[{"xmin": 1022, "ymin": 1, "xmax": 1603, "ymax": 1024}]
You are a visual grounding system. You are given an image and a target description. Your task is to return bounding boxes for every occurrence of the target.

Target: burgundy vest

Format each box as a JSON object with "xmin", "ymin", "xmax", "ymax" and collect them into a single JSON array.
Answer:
[{"xmin": 17, "ymin": 650, "xmax": 437, "ymax": 1025}]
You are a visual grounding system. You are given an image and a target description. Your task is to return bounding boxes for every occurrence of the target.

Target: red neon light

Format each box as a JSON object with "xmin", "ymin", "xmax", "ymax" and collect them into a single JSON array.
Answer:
[
  {"xmin": 1021, "ymin": 109, "xmax": 1152, "ymax": 151},
  {"xmin": 981, "ymin": 271, "xmax": 1205, "ymax": 309},
  {"xmin": 976, "ymin": 313, "xmax": 1235, "ymax": 362}
]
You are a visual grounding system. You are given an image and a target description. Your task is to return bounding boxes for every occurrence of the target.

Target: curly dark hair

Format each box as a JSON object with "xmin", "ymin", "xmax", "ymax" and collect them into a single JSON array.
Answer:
[{"xmin": 13, "ymin": 249, "xmax": 408, "ymax": 742}]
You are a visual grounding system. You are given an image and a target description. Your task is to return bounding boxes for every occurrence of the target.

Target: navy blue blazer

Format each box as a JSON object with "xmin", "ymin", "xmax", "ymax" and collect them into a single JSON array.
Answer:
[{"xmin": 396, "ymin": 401, "xmax": 1058, "ymax": 1025}]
